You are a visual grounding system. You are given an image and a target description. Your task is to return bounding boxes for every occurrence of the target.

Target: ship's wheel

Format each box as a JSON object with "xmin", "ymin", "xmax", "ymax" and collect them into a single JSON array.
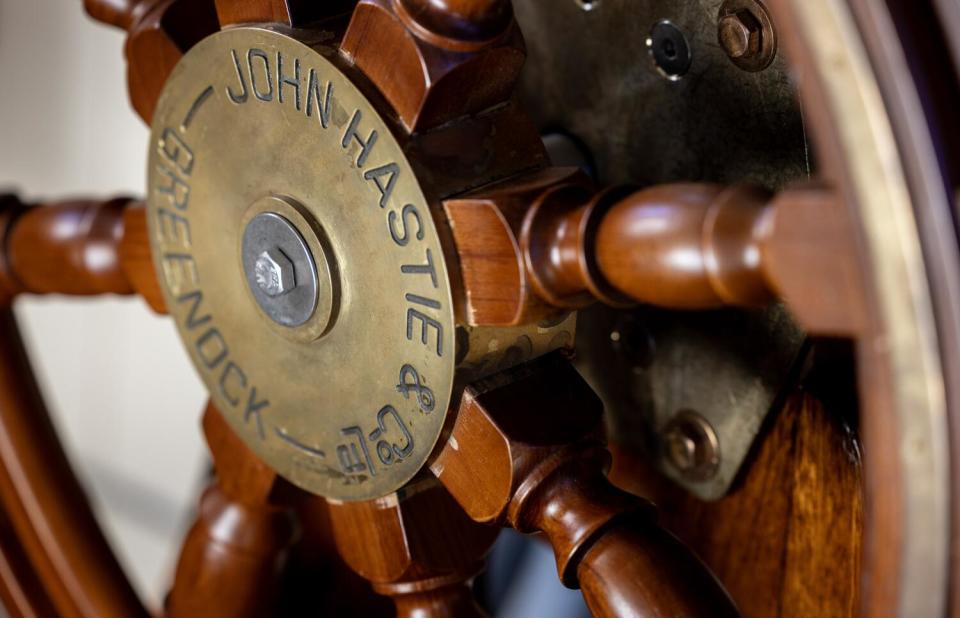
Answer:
[{"xmin": 0, "ymin": 0, "xmax": 958, "ymax": 616}]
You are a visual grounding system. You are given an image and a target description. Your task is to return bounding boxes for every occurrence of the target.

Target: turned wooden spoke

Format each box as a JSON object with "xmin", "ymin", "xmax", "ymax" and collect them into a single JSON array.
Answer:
[
  {"xmin": 166, "ymin": 403, "xmax": 299, "ymax": 618},
  {"xmin": 212, "ymin": 0, "xmax": 357, "ymax": 28},
  {"xmin": 82, "ymin": 0, "xmax": 147, "ymax": 30},
  {"xmin": 327, "ymin": 481, "xmax": 497, "ymax": 618},
  {"xmin": 0, "ymin": 196, "xmax": 164, "ymax": 312},
  {"xmin": 444, "ymin": 173, "xmax": 868, "ymax": 336},
  {"xmin": 393, "ymin": 0, "xmax": 513, "ymax": 43},
  {"xmin": 84, "ymin": 0, "xmax": 219, "ymax": 123},
  {"xmin": 430, "ymin": 353, "xmax": 738, "ymax": 617},
  {"xmin": 0, "ymin": 309, "xmax": 147, "ymax": 618},
  {"xmin": 341, "ymin": 0, "xmax": 524, "ymax": 132}
]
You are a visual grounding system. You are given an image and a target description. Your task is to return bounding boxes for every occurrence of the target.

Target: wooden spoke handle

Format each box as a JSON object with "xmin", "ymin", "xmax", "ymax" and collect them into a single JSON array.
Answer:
[
  {"xmin": 445, "ymin": 172, "xmax": 866, "ymax": 335},
  {"xmin": 430, "ymin": 353, "xmax": 738, "ymax": 617},
  {"xmin": 85, "ymin": 0, "xmax": 219, "ymax": 123},
  {"xmin": 342, "ymin": 0, "xmax": 523, "ymax": 132},
  {"xmin": 327, "ymin": 480, "xmax": 498, "ymax": 618},
  {"xmin": 393, "ymin": 0, "xmax": 513, "ymax": 42},
  {"xmin": 576, "ymin": 523, "xmax": 739, "ymax": 617},
  {"xmin": 167, "ymin": 404, "xmax": 299, "ymax": 618},
  {"xmin": 0, "ymin": 195, "xmax": 164, "ymax": 312}
]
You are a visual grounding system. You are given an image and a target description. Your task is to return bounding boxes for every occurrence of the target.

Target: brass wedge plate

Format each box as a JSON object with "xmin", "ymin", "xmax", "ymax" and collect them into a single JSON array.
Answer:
[{"xmin": 146, "ymin": 28, "xmax": 457, "ymax": 501}]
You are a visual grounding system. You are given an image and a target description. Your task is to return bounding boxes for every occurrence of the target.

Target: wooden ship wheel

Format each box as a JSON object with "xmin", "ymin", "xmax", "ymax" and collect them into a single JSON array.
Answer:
[{"xmin": 0, "ymin": 0, "xmax": 958, "ymax": 616}]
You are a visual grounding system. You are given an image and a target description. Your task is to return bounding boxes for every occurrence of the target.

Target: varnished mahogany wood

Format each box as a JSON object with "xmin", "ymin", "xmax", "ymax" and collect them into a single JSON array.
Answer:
[
  {"xmin": 591, "ymin": 183, "xmax": 866, "ymax": 336},
  {"xmin": 167, "ymin": 403, "xmax": 299, "ymax": 618},
  {"xmin": 7, "ymin": 198, "xmax": 132, "ymax": 297},
  {"xmin": 0, "ymin": 196, "xmax": 28, "ymax": 308},
  {"xmin": 126, "ymin": 0, "xmax": 219, "ymax": 123},
  {"xmin": 431, "ymin": 353, "xmax": 738, "ymax": 617},
  {"xmin": 327, "ymin": 481, "xmax": 497, "ymax": 617},
  {"xmin": 762, "ymin": 187, "xmax": 867, "ymax": 336},
  {"xmin": 0, "ymin": 2, "xmax": 864, "ymax": 616},
  {"xmin": 213, "ymin": 0, "xmax": 356, "ymax": 27},
  {"xmin": 609, "ymin": 389, "xmax": 863, "ymax": 617},
  {"xmin": 214, "ymin": 0, "xmax": 295, "ymax": 25},
  {"xmin": 0, "ymin": 309, "xmax": 147, "ymax": 617},
  {"xmin": 395, "ymin": 0, "xmax": 512, "ymax": 42},
  {"xmin": 0, "ymin": 196, "xmax": 165, "ymax": 313},
  {"xmin": 86, "ymin": 0, "xmax": 219, "ymax": 123},
  {"xmin": 280, "ymin": 496, "xmax": 394, "ymax": 616},
  {"xmin": 0, "ymin": 497, "xmax": 61, "ymax": 617},
  {"xmin": 442, "ymin": 167, "xmax": 591, "ymax": 325},
  {"xmin": 592, "ymin": 184, "xmax": 774, "ymax": 308},
  {"xmin": 341, "ymin": 0, "xmax": 524, "ymax": 132},
  {"xmin": 83, "ymin": 0, "xmax": 148, "ymax": 30},
  {"xmin": 445, "ymin": 176, "xmax": 865, "ymax": 336},
  {"xmin": 118, "ymin": 206, "xmax": 166, "ymax": 313}
]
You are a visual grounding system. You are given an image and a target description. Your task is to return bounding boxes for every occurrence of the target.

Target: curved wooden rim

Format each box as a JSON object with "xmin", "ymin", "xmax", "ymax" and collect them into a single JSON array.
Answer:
[
  {"xmin": 769, "ymin": 0, "xmax": 960, "ymax": 614},
  {"xmin": 0, "ymin": 309, "xmax": 146, "ymax": 617},
  {"xmin": 0, "ymin": 0, "xmax": 955, "ymax": 615}
]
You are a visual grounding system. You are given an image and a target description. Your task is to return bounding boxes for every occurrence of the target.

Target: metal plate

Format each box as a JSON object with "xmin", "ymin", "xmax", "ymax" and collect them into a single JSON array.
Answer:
[
  {"xmin": 574, "ymin": 304, "xmax": 805, "ymax": 499},
  {"xmin": 146, "ymin": 27, "xmax": 456, "ymax": 501},
  {"xmin": 516, "ymin": 0, "xmax": 811, "ymax": 499},
  {"xmin": 514, "ymin": 0, "xmax": 809, "ymax": 189}
]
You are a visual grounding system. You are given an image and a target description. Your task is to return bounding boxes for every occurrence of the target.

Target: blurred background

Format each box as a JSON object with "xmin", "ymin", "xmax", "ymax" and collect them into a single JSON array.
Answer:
[
  {"xmin": 0, "ymin": 3, "xmax": 588, "ymax": 615},
  {"xmin": 0, "ymin": 0, "xmax": 224, "ymax": 607}
]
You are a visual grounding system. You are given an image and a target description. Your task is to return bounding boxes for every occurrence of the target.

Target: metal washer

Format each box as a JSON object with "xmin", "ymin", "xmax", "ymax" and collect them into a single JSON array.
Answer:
[{"xmin": 242, "ymin": 211, "xmax": 319, "ymax": 327}]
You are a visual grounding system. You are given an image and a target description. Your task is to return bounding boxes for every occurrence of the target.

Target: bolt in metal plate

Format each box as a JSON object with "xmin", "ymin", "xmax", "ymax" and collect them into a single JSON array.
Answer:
[
  {"xmin": 717, "ymin": 0, "xmax": 776, "ymax": 72},
  {"xmin": 575, "ymin": 303, "xmax": 805, "ymax": 500}
]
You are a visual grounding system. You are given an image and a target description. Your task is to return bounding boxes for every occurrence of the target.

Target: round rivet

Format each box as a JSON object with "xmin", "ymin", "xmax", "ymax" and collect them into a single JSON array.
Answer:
[
  {"xmin": 646, "ymin": 20, "xmax": 692, "ymax": 81},
  {"xmin": 661, "ymin": 410, "xmax": 720, "ymax": 481}
]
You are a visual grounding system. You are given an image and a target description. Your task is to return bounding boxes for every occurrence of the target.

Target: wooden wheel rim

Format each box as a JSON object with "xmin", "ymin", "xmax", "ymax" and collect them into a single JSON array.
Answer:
[
  {"xmin": 769, "ymin": 0, "xmax": 958, "ymax": 613},
  {"xmin": 0, "ymin": 0, "xmax": 957, "ymax": 615}
]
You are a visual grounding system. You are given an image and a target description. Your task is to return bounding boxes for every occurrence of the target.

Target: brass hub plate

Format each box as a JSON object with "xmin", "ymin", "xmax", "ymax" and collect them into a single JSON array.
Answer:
[{"xmin": 146, "ymin": 27, "xmax": 456, "ymax": 501}]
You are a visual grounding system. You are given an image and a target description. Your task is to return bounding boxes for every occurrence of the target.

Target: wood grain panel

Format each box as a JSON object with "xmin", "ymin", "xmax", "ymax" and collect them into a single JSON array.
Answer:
[{"xmin": 610, "ymin": 391, "xmax": 863, "ymax": 617}]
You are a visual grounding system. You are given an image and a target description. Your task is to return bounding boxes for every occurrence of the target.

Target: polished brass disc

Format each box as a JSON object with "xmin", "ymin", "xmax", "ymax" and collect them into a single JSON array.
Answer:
[{"xmin": 146, "ymin": 27, "xmax": 457, "ymax": 500}]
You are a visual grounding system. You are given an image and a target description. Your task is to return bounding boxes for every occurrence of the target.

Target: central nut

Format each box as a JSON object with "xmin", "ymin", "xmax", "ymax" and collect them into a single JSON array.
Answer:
[
  {"xmin": 241, "ymin": 208, "xmax": 321, "ymax": 329},
  {"xmin": 255, "ymin": 248, "xmax": 296, "ymax": 297}
]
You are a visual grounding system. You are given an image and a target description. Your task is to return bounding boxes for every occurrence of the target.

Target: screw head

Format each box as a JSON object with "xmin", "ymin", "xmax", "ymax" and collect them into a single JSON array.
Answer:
[
  {"xmin": 661, "ymin": 411, "xmax": 720, "ymax": 481},
  {"xmin": 647, "ymin": 20, "xmax": 692, "ymax": 80},
  {"xmin": 254, "ymin": 248, "xmax": 296, "ymax": 297},
  {"xmin": 719, "ymin": 10, "xmax": 761, "ymax": 59},
  {"xmin": 717, "ymin": 0, "xmax": 776, "ymax": 71},
  {"xmin": 665, "ymin": 430, "xmax": 698, "ymax": 471}
]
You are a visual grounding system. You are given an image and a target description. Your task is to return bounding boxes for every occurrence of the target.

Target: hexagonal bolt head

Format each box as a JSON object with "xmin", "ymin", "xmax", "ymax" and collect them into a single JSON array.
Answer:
[
  {"xmin": 718, "ymin": 9, "xmax": 762, "ymax": 59},
  {"xmin": 662, "ymin": 411, "xmax": 720, "ymax": 481},
  {"xmin": 254, "ymin": 248, "xmax": 296, "ymax": 297}
]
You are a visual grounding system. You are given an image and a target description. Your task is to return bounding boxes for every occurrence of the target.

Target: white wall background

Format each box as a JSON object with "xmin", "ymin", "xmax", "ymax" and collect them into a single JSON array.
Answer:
[{"xmin": 0, "ymin": 1, "xmax": 208, "ymax": 608}]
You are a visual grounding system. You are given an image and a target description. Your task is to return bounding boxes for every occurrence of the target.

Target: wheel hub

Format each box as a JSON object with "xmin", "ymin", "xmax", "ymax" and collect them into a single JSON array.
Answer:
[{"xmin": 147, "ymin": 27, "xmax": 461, "ymax": 500}]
